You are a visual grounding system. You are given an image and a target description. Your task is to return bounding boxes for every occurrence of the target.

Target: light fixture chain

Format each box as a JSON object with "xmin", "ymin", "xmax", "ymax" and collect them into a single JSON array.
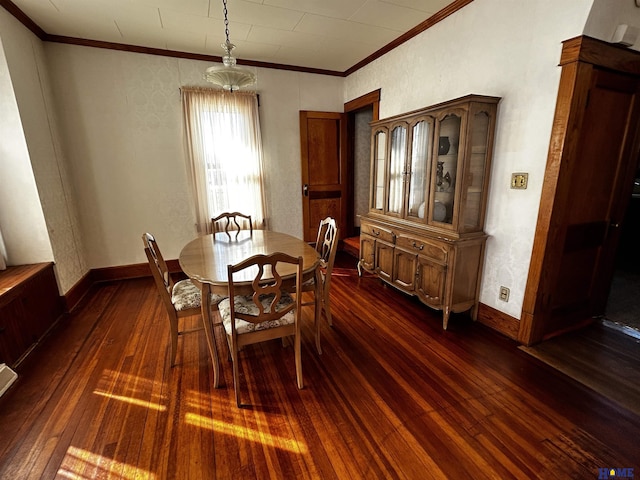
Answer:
[
  {"xmin": 222, "ymin": 0, "xmax": 230, "ymax": 44},
  {"xmin": 205, "ymin": 0, "xmax": 257, "ymax": 90}
]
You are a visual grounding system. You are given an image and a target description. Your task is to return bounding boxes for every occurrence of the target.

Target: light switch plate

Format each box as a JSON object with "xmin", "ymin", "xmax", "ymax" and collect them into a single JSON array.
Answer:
[{"xmin": 511, "ymin": 173, "xmax": 528, "ymax": 189}]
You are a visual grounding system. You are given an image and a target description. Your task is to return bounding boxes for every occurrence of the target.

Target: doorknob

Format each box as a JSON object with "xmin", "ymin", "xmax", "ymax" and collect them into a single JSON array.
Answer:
[{"xmin": 303, "ymin": 184, "xmax": 309, "ymax": 196}]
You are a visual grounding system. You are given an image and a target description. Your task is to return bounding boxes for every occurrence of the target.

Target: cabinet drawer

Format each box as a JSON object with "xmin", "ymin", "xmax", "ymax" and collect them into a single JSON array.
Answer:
[
  {"xmin": 396, "ymin": 235, "xmax": 447, "ymax": 262},
  {"xmin": 361, "ymin": 223, "xmax": 395, "ymax": 243}
]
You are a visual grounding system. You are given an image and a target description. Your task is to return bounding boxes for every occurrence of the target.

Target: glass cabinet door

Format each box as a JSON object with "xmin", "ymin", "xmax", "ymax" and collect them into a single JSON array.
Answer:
[
  {"xmin": 371, "ymin": 129, "xmax": 387, "ymax": 212},
  {"xmin": 407, "ymin": 119, "xmax": 432, "ymax": 221},
  {"xmin": 387, "ymin": 124, "xmax": 407, "ymax": 215},
  {"xmin": 431, "ymin": 113, "xmax": 462, "ymax": 226},
  {"xmin": 461, "ymin": 110, "xmax": 491, "ymax": 230}
]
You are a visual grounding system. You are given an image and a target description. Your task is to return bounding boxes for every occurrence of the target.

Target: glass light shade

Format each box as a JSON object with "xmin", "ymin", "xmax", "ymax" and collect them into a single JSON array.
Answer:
[
  {"xmin": 205, "ymin": 41, "xmax": 256, "ymax": 91},
  {"xmin": 204, "ymin": 65, "xmax": 257, "ymax": 91}
]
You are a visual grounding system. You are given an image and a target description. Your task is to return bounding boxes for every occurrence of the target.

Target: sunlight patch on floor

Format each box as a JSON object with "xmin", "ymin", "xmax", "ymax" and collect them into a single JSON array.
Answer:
[
  {"xmin": 93, "ymin": 389, "xmax": 167, "ymax": 411},
  {"xmin": 58, "ymin": 446, "xmax": 156, "ymax": 479},
  {"xmin": 92, "ymin": 369, "xmax": 167, "ymax": 411},
  {"xmin": 186, "ymin": 413, "xmax": 308, "ymax": 454}
]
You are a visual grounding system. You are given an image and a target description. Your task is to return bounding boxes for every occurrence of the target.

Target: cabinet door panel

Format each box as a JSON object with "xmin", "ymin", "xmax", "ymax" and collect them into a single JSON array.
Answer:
[
  {"xmin": 387, "ymin": 123, "xmax": 408, "ymax": 216},
  {"xmin": 407, "ymin": 118, "xmax": 433, "ymax": 221},
  {"xmin": 416, "ymin": 257, "xmax": 446, "ymax": 307},
  {"xmin": 393, "ymin": 248, "xmax": 417, "ymax": 292},
  {"xmin": 430, "ymin": 111, "xmax": 464, "ymax": 227},
  {"xmin": 360, "ymin": 234, "xmax": 376, "ymax": 272},
  {"xmin": 371, "ymin": 128, "xmax": 388, "ymax": 212},
  {"xmin": 375, "ymin": 241, "xmax": 394, "ymax": 282},
  {"xmin": 460, "ymin": 109, "xmax": 491, "ymax": 232}
]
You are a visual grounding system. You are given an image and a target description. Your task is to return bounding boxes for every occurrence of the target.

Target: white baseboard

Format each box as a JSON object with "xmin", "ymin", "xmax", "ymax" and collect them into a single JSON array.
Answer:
[{"xmin": 0, "ymin": 364, "xmax": 18, "ymax": 397}]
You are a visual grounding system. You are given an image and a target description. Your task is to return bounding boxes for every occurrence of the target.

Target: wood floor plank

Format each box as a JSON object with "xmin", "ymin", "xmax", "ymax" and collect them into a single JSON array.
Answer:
[{"xmin": 0, "ymin": 254, "xmax": 639, "ymax": 479}]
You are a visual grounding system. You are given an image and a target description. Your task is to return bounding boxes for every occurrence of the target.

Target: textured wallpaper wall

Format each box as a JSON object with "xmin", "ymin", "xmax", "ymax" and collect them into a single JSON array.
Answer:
[
  {"xmin": 344, "ymin": 0, "xmax": 594, "ymax": 319},
  {"xmin": 44, "ymin": 44, "xmax": 344, "ymax": 271},
  {"xmin": 1, "ymin": 8, "xmax": 344, "ymax": 293},
  {"xmin": 0, "ymin": 9, "xmax": 84, "ymax": 293},
  {"xmin": 354, "ymin": 109, "xmax": 373, "ymax": 228}
]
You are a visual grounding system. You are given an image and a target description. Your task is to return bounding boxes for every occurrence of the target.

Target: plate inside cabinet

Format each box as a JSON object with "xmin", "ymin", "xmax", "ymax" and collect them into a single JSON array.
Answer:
[{"xmin": 433, "ymin": 201, "xmax": 447, "ymax": 222}]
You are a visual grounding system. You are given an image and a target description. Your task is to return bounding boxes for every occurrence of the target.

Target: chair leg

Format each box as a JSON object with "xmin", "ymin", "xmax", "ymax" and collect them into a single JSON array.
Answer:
[
  {"xmin": 294, "ymin": 331, "xmax": 303, "ymax": 389},
  {"xmin": 223, "ymin": 325, "xmax": 233, "ymax": 362},
  {"xmin": 230, "ymin": 336, "xmax": 242, "ymax": 407},
  {"xmin": 323, "ymin": 288, "xmax": 333, "ymax": 327},
  {"xmin": 168, "ymin": 315, "xmax": 179, "ymax": 367},
  {"xmin": 314, "ymin": 293, "xmax": 322, "ymax": 355}
]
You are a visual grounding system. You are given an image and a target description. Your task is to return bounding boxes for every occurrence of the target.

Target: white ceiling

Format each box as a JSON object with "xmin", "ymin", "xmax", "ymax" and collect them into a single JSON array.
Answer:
[{"xmin": 8, "ymin": 0, "xmax": 458, "ymax": 72}]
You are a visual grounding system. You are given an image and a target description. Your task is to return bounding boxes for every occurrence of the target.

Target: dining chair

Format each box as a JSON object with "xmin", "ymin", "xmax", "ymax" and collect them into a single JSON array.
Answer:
[
  {"xmin": 211, "ymin": 212, "xmax": 253, "ymax": 235},
  {"xmin": 301, "ymin": 216, "xmax": 339, "ymax": 355},
  {"xmin": 218, "ymin": 252, "xmax": 303, "ymax": 407},
  {"xmin": 142, "ymin": 232, "xmax": 225, "ymax": 366}
]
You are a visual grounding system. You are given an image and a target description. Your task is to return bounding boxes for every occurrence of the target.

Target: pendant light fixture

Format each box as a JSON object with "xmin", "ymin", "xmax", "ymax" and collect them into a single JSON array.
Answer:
[{"xmin": 204, "ymin": 0, "xmax": 257, "ymax": 91}]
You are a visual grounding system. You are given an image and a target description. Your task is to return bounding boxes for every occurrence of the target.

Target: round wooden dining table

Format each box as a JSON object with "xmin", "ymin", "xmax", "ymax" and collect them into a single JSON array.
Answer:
[{"xmin": 179, "ymin": 230, "xmax": 320, "ymax": 388}]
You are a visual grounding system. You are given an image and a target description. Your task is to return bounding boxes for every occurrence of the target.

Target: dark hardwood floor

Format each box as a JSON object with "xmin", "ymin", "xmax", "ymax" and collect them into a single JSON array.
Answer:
[
  {"xmin": 1, "ymin": 253, "xmax": 638, "ymax": 479},
  {"xmin": 530, "ymin": 322, "xmax": 640, "ymax": 409}
]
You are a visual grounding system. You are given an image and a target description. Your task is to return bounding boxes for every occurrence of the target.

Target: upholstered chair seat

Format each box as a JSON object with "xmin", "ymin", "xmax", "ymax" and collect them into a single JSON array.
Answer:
[
  {"xmin": 219, "ymin": 293, "xmax": 295, "ymax": 335},
  {"xmin": 172, "ymin": 279, "xmax": 225, "ymax": 311}
]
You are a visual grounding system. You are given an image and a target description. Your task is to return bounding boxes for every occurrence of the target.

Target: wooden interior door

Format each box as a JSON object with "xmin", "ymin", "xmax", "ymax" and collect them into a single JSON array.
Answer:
[
  {"xmin": 521, "ymin": 37, "xmax": 640, "ymax": 345},
  {"xmin": 299, "ymin": 111, "xmax": 347, "ymax": 242}
]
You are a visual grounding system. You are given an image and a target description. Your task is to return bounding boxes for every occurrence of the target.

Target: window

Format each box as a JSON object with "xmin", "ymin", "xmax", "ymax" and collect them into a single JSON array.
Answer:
[{"xmin": 181, "ymin": 88, "xmax": 266, "ymax": 233}]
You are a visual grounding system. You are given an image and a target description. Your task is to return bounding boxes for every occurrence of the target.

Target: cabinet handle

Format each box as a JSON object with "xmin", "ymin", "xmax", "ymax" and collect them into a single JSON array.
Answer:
[
  {"xmin": 372, "ymin": 229, "xmax": 380, "ymax": 236},
  {"xmin": 412, "ymin": 241, "xmax": 424, "ymax": 251}
]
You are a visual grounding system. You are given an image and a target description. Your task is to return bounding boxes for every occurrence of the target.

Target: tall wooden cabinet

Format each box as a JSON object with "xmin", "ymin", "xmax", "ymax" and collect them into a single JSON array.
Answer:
[{"xmin": 358, "ymin": 95, "xmax": 500, "ymax": 328}]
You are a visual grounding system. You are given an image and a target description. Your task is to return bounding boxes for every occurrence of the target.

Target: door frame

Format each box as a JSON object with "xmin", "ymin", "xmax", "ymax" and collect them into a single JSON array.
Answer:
[
  {"xmin": 344, "ymin": 89, "xmax": 381, "ymax": 237},
  {"xmin": 519, "ymin": 36, "xmax": 640, "ymax": 345}
]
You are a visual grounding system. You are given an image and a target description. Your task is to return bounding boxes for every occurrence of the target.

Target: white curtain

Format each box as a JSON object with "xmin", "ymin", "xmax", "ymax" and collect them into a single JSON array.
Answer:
[{"xmin": 181, "ymin": 87, "xmax": 267, "ymax": 234}]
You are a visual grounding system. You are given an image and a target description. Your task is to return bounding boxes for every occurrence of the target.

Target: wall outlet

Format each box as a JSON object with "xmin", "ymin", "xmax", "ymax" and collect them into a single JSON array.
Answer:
[
  {"xmin": 499, "ymin": 286, "xmax": 510, "ymax": 302},
  {"xmin": 511, "ymin": 173, "xmax": 528, "ymax": 189}
]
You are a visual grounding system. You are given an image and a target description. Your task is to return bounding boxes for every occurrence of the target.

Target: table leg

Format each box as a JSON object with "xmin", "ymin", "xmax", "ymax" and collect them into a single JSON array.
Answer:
[{"xmin": 200, "ymin": 283, "xmax": 221, "ymax": 388}]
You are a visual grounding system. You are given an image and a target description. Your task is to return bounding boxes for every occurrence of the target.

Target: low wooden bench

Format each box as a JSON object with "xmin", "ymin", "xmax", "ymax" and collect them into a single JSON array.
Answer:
[{"xmin": 0, "ymin": 263, "xmax": 63, "ymax": 368}]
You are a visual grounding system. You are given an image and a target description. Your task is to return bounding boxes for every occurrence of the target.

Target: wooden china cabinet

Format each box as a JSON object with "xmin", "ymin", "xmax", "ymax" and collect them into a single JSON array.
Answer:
[{"xmin": 358, "ymin": 94, "xmax": 500, "ymax": 329}]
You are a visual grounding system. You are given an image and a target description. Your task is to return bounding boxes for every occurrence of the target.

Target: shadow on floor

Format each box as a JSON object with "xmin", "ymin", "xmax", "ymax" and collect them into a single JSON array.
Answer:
[
  {"xmin": 605, "ymin": 268, "xmax": 640, "ymax": 332},
  {"xmin": 519, "ymin": 320, "xmax": 640, "ymax": 416}
]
